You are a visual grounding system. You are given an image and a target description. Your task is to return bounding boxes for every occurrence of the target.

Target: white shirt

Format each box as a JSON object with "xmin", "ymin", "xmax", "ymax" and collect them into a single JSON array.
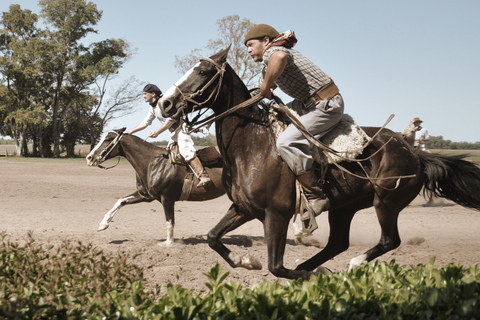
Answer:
[
  {"xmin": 415, "ymin": 127, "xmax": 429, "ymax": 142},
  {"xmin": 142, "ymin": 105, "xmax": 173, "ymax": 126}
]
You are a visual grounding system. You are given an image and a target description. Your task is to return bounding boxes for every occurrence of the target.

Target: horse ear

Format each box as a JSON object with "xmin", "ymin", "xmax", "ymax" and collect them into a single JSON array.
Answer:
[
  {"xmin": 117, "ymin": 127, "xmax": 126, "ymax": 134},
  {"xmin": 211, "ymin": 46, "xmax": 230, "ymax": 63}
]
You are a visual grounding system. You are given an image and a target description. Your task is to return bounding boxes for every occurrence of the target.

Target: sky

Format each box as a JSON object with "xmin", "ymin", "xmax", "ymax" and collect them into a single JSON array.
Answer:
[{"xmin": 2, "ymin": 0, "xmax": 480, "ymax": 142}]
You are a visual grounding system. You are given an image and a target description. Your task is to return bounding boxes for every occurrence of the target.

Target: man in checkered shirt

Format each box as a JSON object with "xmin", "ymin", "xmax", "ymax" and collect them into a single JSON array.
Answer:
[{"xmin": 245, "ymin": 24, "xmax": 345, "ymax": 218}]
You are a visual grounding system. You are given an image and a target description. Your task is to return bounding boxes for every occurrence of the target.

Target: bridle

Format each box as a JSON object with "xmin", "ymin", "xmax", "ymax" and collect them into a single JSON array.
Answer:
[
  {"xmin": 173, "ymin": 57, "xmax": 228, "ymax": 132},
  {"xmin": 171, "ymin": 57, "xmax": 265, "ymax": 134},
  {"xmin": 95, "ymin": 130, "xmax": 123, "ymax": 169}
]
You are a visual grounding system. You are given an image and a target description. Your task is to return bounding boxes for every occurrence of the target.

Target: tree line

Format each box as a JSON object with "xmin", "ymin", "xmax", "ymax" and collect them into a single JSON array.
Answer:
[
  {"xmin": 0, "ymin": 0, "xmax": 143, "ymax": 157},
  {"xmin": 425, "ymin": 135, "xmax": 480, "ymax": 150},
  {"xmin": 1, "ymin": 3, "xmax": 260, "ymax": 157}
]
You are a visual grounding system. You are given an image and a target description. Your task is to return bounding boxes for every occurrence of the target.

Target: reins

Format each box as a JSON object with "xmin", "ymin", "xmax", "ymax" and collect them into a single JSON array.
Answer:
[{"xmin": 185, "ymin": 94, "xmax": 264, "ymax": 134}]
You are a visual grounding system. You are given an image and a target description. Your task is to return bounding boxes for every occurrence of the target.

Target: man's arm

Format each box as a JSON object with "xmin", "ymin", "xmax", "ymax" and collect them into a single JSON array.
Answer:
[
  {"xmin": 260, "ymin": 51, "xmax": 287, "ymax": 99},
  {"xmin": 127, "ymin": 122, "xmax": 148, "ymax": 134},
  {"xmin": 148, "ymin": 119, "xmax": 176, "ymax": 138}
]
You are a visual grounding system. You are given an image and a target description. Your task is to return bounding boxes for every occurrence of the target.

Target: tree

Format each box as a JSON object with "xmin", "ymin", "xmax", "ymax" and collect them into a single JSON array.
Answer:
[
  {"xmin": 0, "ymin": 5, "xmax": 47, "ymax": 156},
  {"xmin": 0, "ymin": 1, "xmax": 140, "ymax": 157},
  {"xmin": 174, "ymin": 15, "xmax": 261, "ymax": 87},
  {"xmin": 38, "ymin": 0, "xmax": 102, "ymax": 157},
  {"xmin": 84, "ymin": 76, "xmax": 143, "ymax": 150}
]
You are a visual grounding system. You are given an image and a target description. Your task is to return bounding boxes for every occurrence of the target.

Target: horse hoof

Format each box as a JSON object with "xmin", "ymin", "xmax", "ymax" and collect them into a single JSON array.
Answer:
[
  {"xmin": 315, "ymin": 266, "xmax": 332, "ymax": 275},
  {"xmin": 158, "ymin": 240, "xmax": 175, "ymax": 247},
  {"xmin": 241, "ymin": 255, "xmax": 262, "ymax": 270},
  {"xmin": 97, "ymin": 224, "xmax": 109, "ymax": 231}
]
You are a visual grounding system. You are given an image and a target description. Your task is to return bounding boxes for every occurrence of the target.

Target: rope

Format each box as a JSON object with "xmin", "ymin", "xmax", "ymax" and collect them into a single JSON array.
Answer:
[{"xmin": 186, "ymin": 94, "xmax": 264, "ymax": 134}]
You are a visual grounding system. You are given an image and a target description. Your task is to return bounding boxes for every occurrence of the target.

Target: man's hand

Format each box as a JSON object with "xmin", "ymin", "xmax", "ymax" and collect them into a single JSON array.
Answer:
[
  {"xmin": 260, "ymin": 86, "xmax": 274, "ymax": 100},
  {"xmin": 148, "ymin": 130, "xmax": 160, "ymax": 138}
]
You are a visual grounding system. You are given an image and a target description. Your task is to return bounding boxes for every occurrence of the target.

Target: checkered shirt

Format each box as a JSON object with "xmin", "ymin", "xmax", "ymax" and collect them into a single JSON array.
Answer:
[{"xmin": 261, "ymin": 46, "xmax": 331, "ymax": 103}]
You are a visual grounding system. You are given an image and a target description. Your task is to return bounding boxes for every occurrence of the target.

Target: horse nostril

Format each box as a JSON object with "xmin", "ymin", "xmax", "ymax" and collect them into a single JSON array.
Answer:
[{"xmin": 160, "ymin": 98, "xmax": 173, "ymax": 117}]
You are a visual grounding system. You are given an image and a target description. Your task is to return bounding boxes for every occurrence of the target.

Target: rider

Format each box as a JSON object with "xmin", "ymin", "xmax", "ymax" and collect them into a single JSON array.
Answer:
[
  {"xmin": 409, "ymin": 117, "xmax": 430, "ymax": 151},
  {"xmin": 244, "ymin": 24, "xmax": 344, "ymax": 217},
  {"xmin": 128, "ymin": 84, "xmax": 211, "ymax": 188}
]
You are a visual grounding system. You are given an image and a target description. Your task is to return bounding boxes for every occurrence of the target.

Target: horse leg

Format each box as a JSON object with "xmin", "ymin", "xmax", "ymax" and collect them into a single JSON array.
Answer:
[
  {"xmin": 263, "ymin": 209, "xmax": 326, "ymax": 279},
  {"xmin": 349, "ymin": 198, "xmax": 402, "ymax": 270},
  {"xmin": 207, "ymin": 204, "xmax": 261, "ymax": 270},
  {"xmin": 158, "ymin": 197, "xmax": 175, "ymax": 247},
  {"xmin": 98, "ymin": 192, "xmax": 148, "ymax": 231},
  {"xmin": 296, "ymin": 207, "xmax": 357, "ymax": 271}
]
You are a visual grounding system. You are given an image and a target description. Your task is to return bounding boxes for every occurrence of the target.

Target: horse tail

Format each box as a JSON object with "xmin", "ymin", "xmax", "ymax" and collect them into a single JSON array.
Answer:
[{"xmin": 418, "ymin": 152, "xmax": 480, "ymax": 210}]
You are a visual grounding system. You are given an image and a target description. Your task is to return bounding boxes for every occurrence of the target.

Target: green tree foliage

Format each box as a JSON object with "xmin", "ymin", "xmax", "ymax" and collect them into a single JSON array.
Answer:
[
  {"xmin": 191, "ymin": 133, "xmax": 217, "ymax": 146},
  {"xmin": 423, "ymin": 136, "xmax": 480, "ymax": 150},
  {"xmin": 0, "ymin": 1, "xmax": 140, "ymax": 157},
  {"xmin": 152, "ymin": 133, "xmax": 217, "ymax": 147},
  {"xmin": 174, "ymin": 14, "xmax": 261, "ymax": 87}
]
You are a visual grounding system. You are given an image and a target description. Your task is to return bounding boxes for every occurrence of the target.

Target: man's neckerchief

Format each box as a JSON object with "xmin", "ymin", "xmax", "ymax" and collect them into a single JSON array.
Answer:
[
  {"xmin": 263, "ymin": 30, "xmax": 298, "ymax": 54},
  {"xmin": 150, "ymin": 96, "xmax": 161, "ymax": 108}
]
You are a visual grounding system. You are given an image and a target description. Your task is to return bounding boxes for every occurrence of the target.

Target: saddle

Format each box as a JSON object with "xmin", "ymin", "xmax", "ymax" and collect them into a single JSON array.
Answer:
[{"xmin": 168, "ymin": 143, "xmax": 222, "ymax": 167}]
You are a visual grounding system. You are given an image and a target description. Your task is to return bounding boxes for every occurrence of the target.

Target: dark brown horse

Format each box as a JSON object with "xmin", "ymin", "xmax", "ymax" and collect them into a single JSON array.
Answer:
[
  {"xmin": 159, "ymin": 48, "xmax": 480, "ymax": 279},
  {"xmin": 86, "ymin": 128, "xmax": 225, "ymax": 246}
]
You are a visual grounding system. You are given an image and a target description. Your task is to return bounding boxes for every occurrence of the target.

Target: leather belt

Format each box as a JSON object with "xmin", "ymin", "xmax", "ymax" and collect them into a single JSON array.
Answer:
[{"xmin": 304, "ymin": 80, "xmax": 339, "ymax": 107}]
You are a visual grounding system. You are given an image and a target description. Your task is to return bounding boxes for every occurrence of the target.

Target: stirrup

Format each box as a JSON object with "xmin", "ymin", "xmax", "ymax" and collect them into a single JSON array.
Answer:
[
  {"xmin": 301, "ymin": 205, "xmax": 318, "ymax": 234},
  {"xmin": 299, "ymin": 189, "xmax": 319, "ymax": 233},
  {"xmin": 196, "ymin": 174, "xmax": 211, "ymax": 188}
]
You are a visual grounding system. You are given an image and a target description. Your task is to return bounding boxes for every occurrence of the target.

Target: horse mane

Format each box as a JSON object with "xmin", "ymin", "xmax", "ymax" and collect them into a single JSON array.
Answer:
[{"xmin": 223, "ymin": 62, "xmax": 271, "ymax": 125}]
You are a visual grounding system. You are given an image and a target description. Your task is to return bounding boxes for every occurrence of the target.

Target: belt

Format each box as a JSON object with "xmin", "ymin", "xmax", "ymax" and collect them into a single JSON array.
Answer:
[{"xmin": 304, "ymin": 81, "xmax": 339, "ymax": 107}]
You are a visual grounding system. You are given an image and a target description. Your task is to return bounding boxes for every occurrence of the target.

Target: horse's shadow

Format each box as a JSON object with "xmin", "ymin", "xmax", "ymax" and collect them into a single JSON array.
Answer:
[
  {"xmin": 108, "ymin": 235, "xmax": 297, "ymax": 247},
  {"xmin": 171, "ymin": 235, "xmax": 296, "ymax": 247},
  {"xmin": 109, "ymin": 239, "xmax": 131, "ymax": 245}
]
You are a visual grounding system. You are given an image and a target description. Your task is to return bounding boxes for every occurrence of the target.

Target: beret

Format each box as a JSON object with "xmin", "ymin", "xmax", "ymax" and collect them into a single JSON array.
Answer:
[
  {"xmin": 244, "ymin": 24, "xmax": 280, "ymax": 45},
  {"xmin": 143, "ymin": 84, "xmax": 162, "ymax": 96}
]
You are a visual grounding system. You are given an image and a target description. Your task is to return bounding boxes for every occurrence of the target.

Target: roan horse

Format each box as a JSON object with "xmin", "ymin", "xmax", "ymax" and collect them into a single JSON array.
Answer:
[
  {"xmin": 158, "ymin": 48, "xmax": 480, "ymax": 280},
  {"xmin": 86, "ymin": 128, "xmax": 225, "ymax": 246}
]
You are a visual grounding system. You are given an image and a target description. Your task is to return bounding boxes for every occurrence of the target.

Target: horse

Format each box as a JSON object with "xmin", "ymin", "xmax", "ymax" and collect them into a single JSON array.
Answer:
[
  {"xmin": 85, "ymin": 128, "xmax": 225, "ymax": 246},
  {"xmin": 158, "ymin": 47, "xmax": 480, "ymax": 279}
]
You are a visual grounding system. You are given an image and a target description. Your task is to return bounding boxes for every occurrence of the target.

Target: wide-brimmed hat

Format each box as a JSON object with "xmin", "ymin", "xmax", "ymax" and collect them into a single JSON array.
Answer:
[{"xmin": 412, "ymin": 117, "xmax": 423, "ymax": 123}]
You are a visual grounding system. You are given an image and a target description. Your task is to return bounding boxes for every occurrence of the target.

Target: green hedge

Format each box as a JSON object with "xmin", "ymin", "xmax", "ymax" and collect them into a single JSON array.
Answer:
[{"xmin": 1, "ymin": 232, "xmax": 479, "ymax": 319}]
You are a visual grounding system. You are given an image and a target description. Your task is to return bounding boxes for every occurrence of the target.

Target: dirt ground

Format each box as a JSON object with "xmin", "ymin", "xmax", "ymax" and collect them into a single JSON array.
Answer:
[{"xmin": 1, "ymin": 156, "xmax": 480, "ymax": 296}]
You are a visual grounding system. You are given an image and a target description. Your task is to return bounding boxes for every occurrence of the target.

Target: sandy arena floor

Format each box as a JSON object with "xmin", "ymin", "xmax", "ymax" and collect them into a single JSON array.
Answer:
[{"xmin": 1, "ymin": 157, "xmax": 479, "ymax": 295}]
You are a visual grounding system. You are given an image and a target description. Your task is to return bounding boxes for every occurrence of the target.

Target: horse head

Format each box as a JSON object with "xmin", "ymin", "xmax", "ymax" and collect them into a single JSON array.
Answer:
[
  {"xmin": 86, "ymin": 128, "xmax": 126, "ymax": 167},
  {"xmin": 159, "ymin": 47, "xmax": 231, "ymax": 121}
]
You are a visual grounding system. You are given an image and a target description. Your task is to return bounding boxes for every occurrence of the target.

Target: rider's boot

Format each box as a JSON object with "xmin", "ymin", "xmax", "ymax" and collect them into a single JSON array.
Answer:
[
  {"xmin": 296, "ymin": 168, "xmax": 330, "ymax": 219},
  {"xmin": 188, "ymin": 156, "xmax": 211, "ymax": 188}
]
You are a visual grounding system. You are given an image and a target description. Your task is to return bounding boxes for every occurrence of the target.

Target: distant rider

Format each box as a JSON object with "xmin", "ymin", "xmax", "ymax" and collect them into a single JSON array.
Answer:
[{"xmin": 128, "ymin": 84, "xmax": 211, "ymax": 188}]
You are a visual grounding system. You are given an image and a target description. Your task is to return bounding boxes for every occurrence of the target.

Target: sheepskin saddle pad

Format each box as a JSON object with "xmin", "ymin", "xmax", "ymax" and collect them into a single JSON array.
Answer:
[{"xmin": 268, "ymin": 108, "xmax": 371, "ymax": 164}]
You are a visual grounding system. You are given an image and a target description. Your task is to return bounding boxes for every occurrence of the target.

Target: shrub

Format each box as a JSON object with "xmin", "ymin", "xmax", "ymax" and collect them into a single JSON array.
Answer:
[{"xmin": 1, "ymin": 232, "xmax": 479, "ymax": 319}]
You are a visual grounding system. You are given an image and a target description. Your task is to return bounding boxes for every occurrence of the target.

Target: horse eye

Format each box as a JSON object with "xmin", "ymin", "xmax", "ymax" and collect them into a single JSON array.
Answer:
[{"xmin": 199, "ymin": 70, "xmax": 205, "ymax": 75}]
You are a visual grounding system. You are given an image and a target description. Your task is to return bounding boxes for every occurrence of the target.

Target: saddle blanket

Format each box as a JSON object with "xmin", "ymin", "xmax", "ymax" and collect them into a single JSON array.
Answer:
[{"xmin": 268, "ymin": 106, "xmax": 371, "ymax": 164}]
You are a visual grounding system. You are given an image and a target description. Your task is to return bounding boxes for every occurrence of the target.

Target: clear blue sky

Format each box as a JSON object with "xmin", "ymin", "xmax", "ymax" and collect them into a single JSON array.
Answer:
[{"xmin": 2, "ymin": 0, "xmax": 480, "ymax": 142}]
